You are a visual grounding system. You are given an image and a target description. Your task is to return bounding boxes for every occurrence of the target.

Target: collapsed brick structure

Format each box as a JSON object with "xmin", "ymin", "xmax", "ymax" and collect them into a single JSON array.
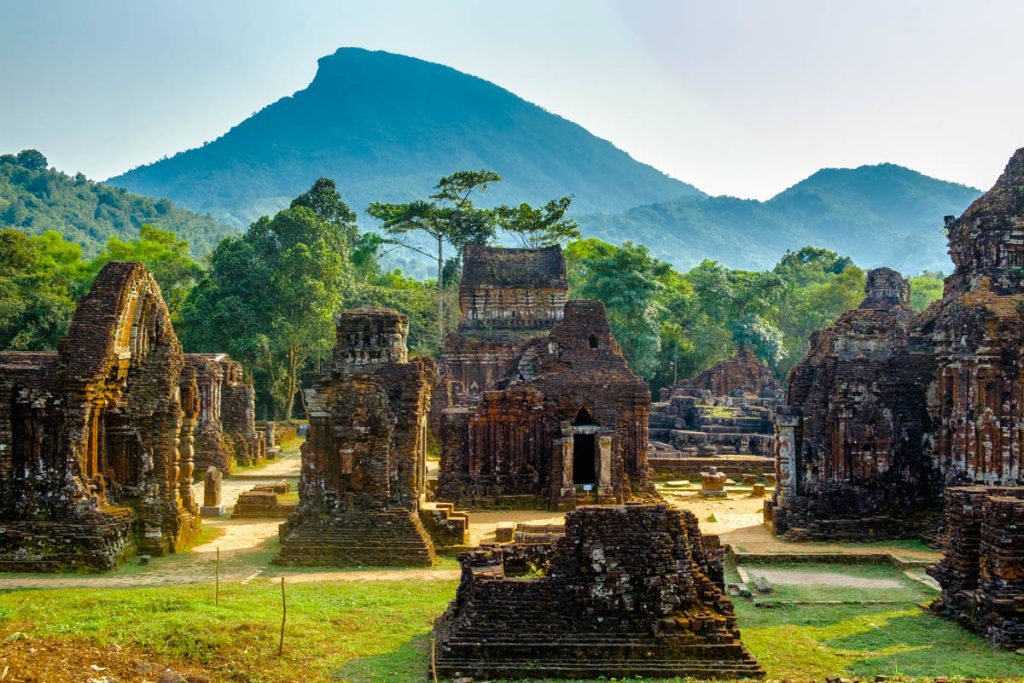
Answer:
[
  {"xmin": 660, "ymin": 349, "xmax": 780, "ymax": 400},
  {"xmin": 186, "ymin": 353, "xmax": 262, "ymax": 473},
  {"xmin": 928, "ymin": 486, "xmax": 1024, "ymax": 648},
  {"xmin": 767, "ymin": 268, "xmax": 938, "ymax": 539},
  {"xmin": 0, "ymin": 262, "xmax": 202, "ymax": 570},
  {"xmin": 436, "ymin": 300, "xmax": 653, "ymax": 509},
  {"xmin": 277, "ymin": 307, "xmax": 443, "ymax": 566},
  {"xmin": 434, "ymin": 503, "xmax": 764, "ymax": 680},
  {"xmin": 649, "ymin": 351, "xmax": 779, "ymax": 479},
  {"xmin": 770, "ymin": 147, "xmax": 1024, "ymax": 541}
]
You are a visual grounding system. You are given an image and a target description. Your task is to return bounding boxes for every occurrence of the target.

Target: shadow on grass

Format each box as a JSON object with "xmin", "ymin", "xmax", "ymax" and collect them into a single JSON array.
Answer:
[
  {"xmin": 331, "ymin": 633, "xmax": 431, "ymax": 682},
  {"xmin": 825, "ymin": 609, "xmax": 1024, "ymax": 679}
]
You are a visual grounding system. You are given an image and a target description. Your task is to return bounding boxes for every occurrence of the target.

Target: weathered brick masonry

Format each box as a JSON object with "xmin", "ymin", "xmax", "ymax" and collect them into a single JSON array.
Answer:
[
  {"xmin": 276, "ymin": 307, "xmax": 439, "ymax": 566},
  {"xmin": 433, "ymin": 503, "xmax": 764, "ymax": 680},
  {"xmin": 0, "ymin": 262, "xmax": 202, "ymax": 570},
  {"xmin": 437, "ymin": 300, "xmax": 653, "ymax": 509}
]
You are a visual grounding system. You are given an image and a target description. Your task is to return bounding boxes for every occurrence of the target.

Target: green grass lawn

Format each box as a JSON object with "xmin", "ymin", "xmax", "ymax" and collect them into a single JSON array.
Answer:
[{"xmin": 0, "ymin": 560, "xmax": 1021, "ymax": 682}]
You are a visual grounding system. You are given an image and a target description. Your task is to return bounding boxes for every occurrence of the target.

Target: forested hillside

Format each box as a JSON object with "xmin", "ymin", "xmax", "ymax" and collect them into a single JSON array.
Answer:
[
  {"xmin": 582, "ymin": 163, "xmax": 981, "ymax": 273},
  {"xmin": 108, "ymin": 48, "xmax": 703, "ymax": 228},
  {"xmin": 0, "ymin": 149, "xmax": 237, "ymax": 256}
]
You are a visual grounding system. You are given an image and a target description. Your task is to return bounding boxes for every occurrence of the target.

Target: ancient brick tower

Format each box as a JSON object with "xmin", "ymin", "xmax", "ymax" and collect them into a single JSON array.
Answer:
[
  {"xmin": 439, "ymin": 244, "xmax": 568, "ymax": 398},
  {"xmin": 433, "ymin": 504, "xmax": 764, "ymax": 680},
  {"xmin": 0, "ymin": 262, "xmax": 202, "ymax": 570},
  {"xmin": 437, "ymin": 300, "xmax": 653, "ymax": 509},
  {"xmin": 276, "ymin": 307, "xmax": 438, "ymax": 566},
  {"xmin": 767, "ymin": 267, "xmax": 938, "ymax": 539},
  {"xmin": 928, "ymin": 147, "xmax": 1024, "ymax": 486}
]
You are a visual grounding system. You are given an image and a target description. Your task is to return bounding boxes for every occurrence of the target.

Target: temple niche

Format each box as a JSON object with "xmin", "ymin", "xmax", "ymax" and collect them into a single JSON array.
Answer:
[
  {"xmin": 766, "ymin": 267, "xmax": 938, "ymax": 539},
  {"xmin": 929, "ymin": 147, "xmax": 1024, "ymax": 487},
  {"xmin": 276, "ymin": 307, "xmax": 441, "ymax": 566},
  {"xmin": 433, "ymin": 504, "xmax": 764, "ymax": 680},
  {"xmin": 436, "ymin": 300, "xmax": 653, "ymax": 509},
  {"xmin": 187, "ymin": 353, "xmax": 263, "ymax": 473},
  {"xmin": 0, "ymin": 262, "xmax": 202, "ymax": 571}
]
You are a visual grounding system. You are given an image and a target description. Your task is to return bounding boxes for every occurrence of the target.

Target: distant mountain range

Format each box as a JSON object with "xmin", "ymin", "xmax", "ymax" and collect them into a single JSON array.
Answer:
[
  {"xmin": 0, "ymin": 152, "xmax": 236, "ymax": 256},
  {"xmin": 99, "ymin": 47, "xmax": 980, "ymax": 274},
  {"xmin": 581, "ymin": 163, "xmax": 980, "ymax": 273}
]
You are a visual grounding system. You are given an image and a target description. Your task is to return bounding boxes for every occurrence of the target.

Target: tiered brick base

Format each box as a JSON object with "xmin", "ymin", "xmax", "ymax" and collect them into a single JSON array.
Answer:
[
  {"xmin": 275, "ymin": 510, "xmax": 436, "ymax": 567},
  {"xmin": 929, "ymin": 486, "xmax": 1024, "ymax": 648},
  {"xmin": 434, "ymin": 504, "xmax": 763, "ymax": 680},
  {"xmin": 0, "ymin": 508, "xmax": 134, "ymax": 572}
]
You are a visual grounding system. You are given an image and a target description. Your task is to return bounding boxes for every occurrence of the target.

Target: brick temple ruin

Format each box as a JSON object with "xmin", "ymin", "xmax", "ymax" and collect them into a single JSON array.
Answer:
[
  {"xmin": 929, "ymin": 486, "xmax": 1024, "ymax": 649},
  {"xmin": 437, "ymin": 244, "xmax": 568, "ymax": 400},
  {"xmin": 277, "ymin": 307, "xmax": 445, "ymax": 566},
  {"xmin": 436, "ymin": 300, "xmax": 654, "ymax": 509},
  {"xmin": 186, "ymin": 353, "xmax": 263, "ymax": 473},
  {"xmin": 650, "ymin": 350, "xmax": 779, "ymax": 479},
  {"xmin": 769, "ymin": 147, "xmax": 1024, "ymax": 541},
  {"xmin": 767, "ymin": 267, "xmax": 938, "ymax": 539},
  {"xmin": 433, "ymin": 503, "xmax": 764, "ymax": 680},
  {"xmin": 0, "ymin": 262, "xmax": 202, "ymax": 570}
]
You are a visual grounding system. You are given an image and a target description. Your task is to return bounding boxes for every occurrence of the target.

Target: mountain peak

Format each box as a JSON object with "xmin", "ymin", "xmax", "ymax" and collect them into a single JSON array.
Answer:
[{"xmin": 108, "ymin": 48, "xmax": 702, "ymax": 228}]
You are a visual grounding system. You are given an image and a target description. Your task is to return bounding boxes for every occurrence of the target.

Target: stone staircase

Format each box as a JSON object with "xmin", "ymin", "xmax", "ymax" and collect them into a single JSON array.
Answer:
[
  {"xmin": 419, "ymin": 501, "xmax": 470, "ymax": 547},
  {"xmin": 275, "ymin": 509, "xmax": 436, "ymax": 567}
]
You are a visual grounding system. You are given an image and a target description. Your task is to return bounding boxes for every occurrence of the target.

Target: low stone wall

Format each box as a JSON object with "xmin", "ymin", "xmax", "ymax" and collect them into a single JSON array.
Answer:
[
  {"xmin": 0, "ymin": 508, "xmax": 135, "ymax": 572},
  {"xmin": 276, "ymin": 509, "xmax": 435, "ymax": 567},
  {"xmin": 651, "ymin": 455, "xmax": 774, "ymax": 479}
]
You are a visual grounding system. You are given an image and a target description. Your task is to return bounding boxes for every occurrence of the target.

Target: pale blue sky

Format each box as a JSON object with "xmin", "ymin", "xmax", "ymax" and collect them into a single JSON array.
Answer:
[{"xmin": 1, "ymin": 0, "xmax": 1021, "ymax": 199}]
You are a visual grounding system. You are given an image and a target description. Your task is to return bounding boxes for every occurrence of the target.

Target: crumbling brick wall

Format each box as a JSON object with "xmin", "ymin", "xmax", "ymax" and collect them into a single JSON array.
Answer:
[
  {"xmin": 433, "ymin": 504, "xmax": 764, "ymax": 680},
  {"xmin": 0, "ymin": 262, "xmax": 202, "ymax": 570},
  {"xmin": 661, "ymin": 348, "xmax": 780, "ymax": 401},
  {"xmin": 187, "ymin": 354, "xmax": 260, "ymax": 472}
]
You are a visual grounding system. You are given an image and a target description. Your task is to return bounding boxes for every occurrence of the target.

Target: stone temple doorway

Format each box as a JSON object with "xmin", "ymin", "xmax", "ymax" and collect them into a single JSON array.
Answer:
[{"xmin": 572, "ymin": 408, "xmax": 598, "ymax": 486}]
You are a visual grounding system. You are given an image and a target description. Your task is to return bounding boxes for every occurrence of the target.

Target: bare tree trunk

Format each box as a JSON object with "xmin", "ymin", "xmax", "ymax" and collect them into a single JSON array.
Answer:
[
  {"xmin": 283, "ymin": 346, "xmax": 300, "ymax": 421},
  {"xmin": 437, "ymin": 234, "xmax": 445, "ymax": 347}
]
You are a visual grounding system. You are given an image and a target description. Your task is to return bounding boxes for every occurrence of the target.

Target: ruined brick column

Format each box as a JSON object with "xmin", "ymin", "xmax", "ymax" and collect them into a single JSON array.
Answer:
[{"xmin": 276, "ymin": 307, "xmax": 439, "ymax": 567}]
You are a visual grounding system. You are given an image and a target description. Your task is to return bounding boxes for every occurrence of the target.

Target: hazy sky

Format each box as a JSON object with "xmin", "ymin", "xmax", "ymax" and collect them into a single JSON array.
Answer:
[{"xmin": 1, "ymin": 0, "xmax": 1021, "ymax": 199}]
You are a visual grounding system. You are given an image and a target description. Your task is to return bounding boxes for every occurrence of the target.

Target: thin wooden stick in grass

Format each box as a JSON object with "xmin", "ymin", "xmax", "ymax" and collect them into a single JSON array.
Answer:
[
  {"xmin": 215, "ymin": 546, "xmax": 220, "ymax": 605},
  {"xmin": 278, "ymin": 576, "xmax": 286, "ymax": 657},
  {"xmin": 430, "ymin": 638, "xmax": 438, "ymax": 683}
]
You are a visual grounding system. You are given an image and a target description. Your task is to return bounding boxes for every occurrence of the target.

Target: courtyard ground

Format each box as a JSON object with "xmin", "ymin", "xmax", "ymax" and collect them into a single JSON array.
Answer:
[{"xmin": 0, "ymin": 453, "xmax": 1020, "ymax": 681}]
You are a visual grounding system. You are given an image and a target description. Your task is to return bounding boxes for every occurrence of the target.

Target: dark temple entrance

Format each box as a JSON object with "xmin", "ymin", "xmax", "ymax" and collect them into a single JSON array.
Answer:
[{"xmin": 572, "ymin": 408, "xmax": 597, "ymax": 486}]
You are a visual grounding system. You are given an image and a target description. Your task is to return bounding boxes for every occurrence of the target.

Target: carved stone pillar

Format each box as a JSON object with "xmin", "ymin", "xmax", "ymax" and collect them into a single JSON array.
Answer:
[{"xmin": 597, "ymin": 435, "xmax": 613, "ymax": 502}]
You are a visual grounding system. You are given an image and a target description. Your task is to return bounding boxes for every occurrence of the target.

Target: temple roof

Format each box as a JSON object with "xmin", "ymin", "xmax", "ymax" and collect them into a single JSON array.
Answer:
[{"xmin": 460, "ymin": 245, "xmax": 567, "ymax": 290}]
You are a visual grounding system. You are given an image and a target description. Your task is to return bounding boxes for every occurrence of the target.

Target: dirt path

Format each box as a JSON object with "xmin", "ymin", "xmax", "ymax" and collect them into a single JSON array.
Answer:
[{"xmin": 740, "ymin": 567, "xmax": 904, "ymax": 589}]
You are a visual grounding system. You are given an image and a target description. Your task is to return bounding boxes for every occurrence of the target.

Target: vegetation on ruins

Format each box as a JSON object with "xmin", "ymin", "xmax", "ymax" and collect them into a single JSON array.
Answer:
[{"xmin": 0, "ymin": 149, "xmax": 236, "ymax": 256}]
